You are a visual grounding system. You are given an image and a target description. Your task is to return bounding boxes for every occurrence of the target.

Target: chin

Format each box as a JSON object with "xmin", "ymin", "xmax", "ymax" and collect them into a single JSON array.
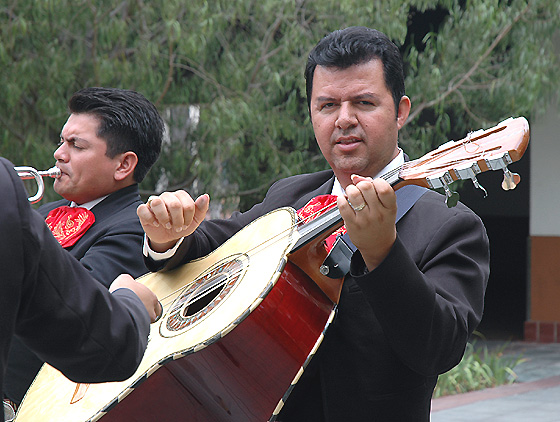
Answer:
[{"xmin": 53, "ymin": 185, "xmax": 70, "ymax": 200}]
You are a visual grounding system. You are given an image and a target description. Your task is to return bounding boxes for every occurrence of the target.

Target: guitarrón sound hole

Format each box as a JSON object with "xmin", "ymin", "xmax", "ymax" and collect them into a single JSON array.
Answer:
[{"xmin": 181, "ymin": 274, "xmax": 227, "ymax": 317}]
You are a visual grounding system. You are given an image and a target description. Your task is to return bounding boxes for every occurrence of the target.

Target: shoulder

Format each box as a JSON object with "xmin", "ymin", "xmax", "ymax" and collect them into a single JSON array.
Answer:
[
  {"xmin": 266, "ymin": 169, "xmax": 334, "ymax": 198},
  {"xmin": 0, "ymin": 158, "xmax": 30, "ymax": 220},
  {"xmin": 416, "ymin": 190, "xmax": 483, "ymax": 221},
  {"xmin": 91, "ymin": 185, "xmax": 142, "ymax": 225},
  {"xmin": 274, "ymin": 169, "xmax": 334, "ymax": 186},
  {"xmin": 399, "ymin": 189, "xmax": 487, "ymax": 242},
  {"xmin": 0, "ymin": 158, "xmax": 20, "ymax": 202}
]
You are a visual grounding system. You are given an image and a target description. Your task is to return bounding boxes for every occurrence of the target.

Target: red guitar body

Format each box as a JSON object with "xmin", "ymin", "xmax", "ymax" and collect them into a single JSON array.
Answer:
[{"xmin": 102, "ymin": 261, "xmax": 333, "ymax": 422}]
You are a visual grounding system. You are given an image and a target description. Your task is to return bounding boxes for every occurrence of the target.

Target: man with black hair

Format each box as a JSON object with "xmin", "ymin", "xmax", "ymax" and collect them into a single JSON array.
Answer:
[
  {"xmin": 4, "ymin": 87, "xmax": 164, "ymax": 408},
  {"xmin": 138, "ymin": 27, "xmax": 489, "ymax": 421}
]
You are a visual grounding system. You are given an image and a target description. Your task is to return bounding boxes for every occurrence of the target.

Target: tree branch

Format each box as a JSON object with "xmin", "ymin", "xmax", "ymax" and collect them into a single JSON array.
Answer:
[
  {"xmin": 155, "ymin": 41, "xmax": 175, "ymax": 107},
  {"xmin": 406, "ymin": 3, "xmax": 530, "ymax": 125},
  {"xmin": 173, "ymin": 61, "xmax": 235, "ymax": 98},
  {"xmin": 247, "ymin": 13, "xmax": 284, "ymax": 89},
  {"xmin": 0, "ymin": 113, "xmax": 26, "ymax": 142}
]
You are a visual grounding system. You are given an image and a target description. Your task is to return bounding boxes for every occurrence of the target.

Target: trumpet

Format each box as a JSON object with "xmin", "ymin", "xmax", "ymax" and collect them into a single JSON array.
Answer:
[{"xmin": 16, "ymin": 166, "xmax": 61, "ymax": 203}]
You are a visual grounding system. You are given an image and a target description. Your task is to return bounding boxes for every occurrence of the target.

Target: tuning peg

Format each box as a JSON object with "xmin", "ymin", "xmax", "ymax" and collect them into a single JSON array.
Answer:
[
  {"xmin": 502, "ymin": 167, "xmax": 521, "ymax": 190},
  {"xmin": 425, "ymin": 172, "xmax": 460, "ymax": 208},
  {"xmin": 454, "ymin": 162, "xmax": 487, "ymax": 199},
  {"xmin": 471, "ymin": 177, "xmax": 488, "ymax": 198},
  {"xmin": 442, "ymin": 180, "xmax": 460, "ymax": 208}
]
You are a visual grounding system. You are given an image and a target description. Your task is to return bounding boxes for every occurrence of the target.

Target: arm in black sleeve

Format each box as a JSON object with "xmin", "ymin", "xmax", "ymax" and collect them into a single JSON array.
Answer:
[
  {"xmin": 351, "ymin": 194, "xmax": 489, "ymax": 375},
  {"xmin": 1, "ymin": 158, "xmax": 150, "ymax": 385}
]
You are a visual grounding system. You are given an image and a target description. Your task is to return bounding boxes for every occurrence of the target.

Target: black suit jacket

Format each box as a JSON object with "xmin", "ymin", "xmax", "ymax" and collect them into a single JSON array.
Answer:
[
  {"xmin": 5, "ymin": 182, "xmax": 149, "ymax": 403},
  {"xmin": 37, "ymin": 183, "xmax": 148, "ymax": 285},
  {"xmin": 147, "ymin": 169, "xmax": 490, "ymax": 422},
  {"xmin": 0, "ymin": 158, "xmax": 149, "ymax": 404}
]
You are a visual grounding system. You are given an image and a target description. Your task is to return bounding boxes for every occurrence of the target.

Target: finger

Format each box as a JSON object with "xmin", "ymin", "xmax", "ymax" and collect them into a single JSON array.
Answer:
[
  {"xmin": 165, "ymin": 190, "xmax": 195, "ymax": 231},
  {"xmin": 337, "ymin": 194, "xmax": 353, "ymax": 218},
  {"xmin": 192, "ymin": 194, "xmax": 210, "ymax": 226},
  {"xmin": 141, "ymin": 291, "xmax": 160, "ymax": 323},
  {"xmin": 351, "ymin": 174, "xmax": 374, "ymax": 184},
  {"xmin": 351, "ymin": 177, "xmax": 394, "ymax": 212},
  {"xmin": 169, "ymin": 191, "xmax": 209, "ymax": 234},
  {"xmin": 345, "ymin": 183, "xmax": 368, "ymax": 213},
  {"xmin": 137, "ymin": 203, "xmax": 159, "ymax": 228},
  {"xmin": 153, "ymin": 300, "xmax": 164, "ymax": 323},
  {"xmin": 140, "ymin": 194, "xmax": 171, "ymax": 228},
  {"xmin": 150, "ymin": 191, "xmax": 189, "ymax": 230},
  {"xmin": 137, "ymin": 195, "xmax": 162, "ymax": 228},
  {"xmin": 370, "ymin": 178, "xmax": 397, "ymax": 210},
  {"xmin": 149, "ymin": 298, "xmax": 162, "ymax": 323}
]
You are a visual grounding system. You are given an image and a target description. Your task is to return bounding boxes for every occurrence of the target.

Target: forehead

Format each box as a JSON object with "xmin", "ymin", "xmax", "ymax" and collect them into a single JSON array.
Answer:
[
  {"xmin": 61, "ymin": 113, "xmax": 101, "ymax": 137},
  {"xmin": 311, "ymin": 59, "xmax": 388, "ymax": 97}
]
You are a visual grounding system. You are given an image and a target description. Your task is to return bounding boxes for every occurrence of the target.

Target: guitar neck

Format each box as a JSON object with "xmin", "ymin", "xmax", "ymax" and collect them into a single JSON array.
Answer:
[{"xmin": 291, "ymin": 206, "xmax": 343, "ymax": 252}]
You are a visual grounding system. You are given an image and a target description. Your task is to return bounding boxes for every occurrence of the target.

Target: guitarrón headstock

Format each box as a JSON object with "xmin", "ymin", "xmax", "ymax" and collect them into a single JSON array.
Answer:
[{"xmin": 397, "ymin": 117, "xmax": 530, "ymax": 207}]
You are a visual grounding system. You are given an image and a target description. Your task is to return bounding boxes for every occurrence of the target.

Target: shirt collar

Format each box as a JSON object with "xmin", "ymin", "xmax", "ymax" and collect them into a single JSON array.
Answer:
[{"xmin": 70, "ymin": 195, "xmax": 108, "ymax": 210}]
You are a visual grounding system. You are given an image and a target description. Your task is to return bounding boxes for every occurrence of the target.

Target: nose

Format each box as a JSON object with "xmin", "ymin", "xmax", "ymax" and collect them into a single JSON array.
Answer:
[
  {"xmin": 335, "ymin": 102, "xmax": 358, "ymax": 130},
  {"xmin": 53, "ymin": 142, "xmax": 68, "ymax": 162}
]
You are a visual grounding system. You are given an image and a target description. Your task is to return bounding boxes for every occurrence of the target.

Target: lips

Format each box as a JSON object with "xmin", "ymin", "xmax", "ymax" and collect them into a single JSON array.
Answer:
[
  {"xmin": 55, "ymin": 167, "xmax": 69, "ymax": 179},
  {"xmin": 55, "ymin": 167, "xmax": 70, "ymax": 182},
  {"xmin": 335, "ymin": 136, "xmax": 363, "ymax": 152},
  {"xmin": 336, "ymin": 136, "xmax": 362, "ymax": 145}
]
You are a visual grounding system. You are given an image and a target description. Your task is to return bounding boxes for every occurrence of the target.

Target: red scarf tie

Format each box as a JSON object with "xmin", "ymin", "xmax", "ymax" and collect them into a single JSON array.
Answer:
[
  {"xmin": 297, "ymin": 194, "xmax": 346, "ymax": 253},
  {"xmin": 45, "ymin": 206, "xmax": 95, "ymax": 248}
]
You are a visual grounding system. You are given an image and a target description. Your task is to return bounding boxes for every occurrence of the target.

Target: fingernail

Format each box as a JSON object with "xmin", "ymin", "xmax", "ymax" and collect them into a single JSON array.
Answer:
[{"xmin": 165, "ymin": 223, "xmax": 172, "ymax": 229}]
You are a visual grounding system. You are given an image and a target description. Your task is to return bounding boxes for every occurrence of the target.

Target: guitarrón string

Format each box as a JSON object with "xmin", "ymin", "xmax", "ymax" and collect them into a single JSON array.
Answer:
[{"xmin": 398, "ymin": 127, "xmax": 524, "ymax": 178}]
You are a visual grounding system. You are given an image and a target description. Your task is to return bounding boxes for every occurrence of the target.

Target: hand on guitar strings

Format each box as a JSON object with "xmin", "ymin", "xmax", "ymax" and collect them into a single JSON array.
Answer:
[
  {"xmin": 137, "ymin": 190, "xmax": 210, "ymax": 253},
  {"xmin": 337, "ymin": 174, "xmax": 397, "ymax": 271}
]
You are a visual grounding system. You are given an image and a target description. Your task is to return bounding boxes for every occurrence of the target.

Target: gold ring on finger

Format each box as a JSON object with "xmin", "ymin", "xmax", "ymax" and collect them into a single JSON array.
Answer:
[
  {"xmin": 350, "ymin": 202, "xmax": 366, "ymax": 212},
  {"xmin": 147, "ymin": 195, "xmax": 157, "ymax": 208}
]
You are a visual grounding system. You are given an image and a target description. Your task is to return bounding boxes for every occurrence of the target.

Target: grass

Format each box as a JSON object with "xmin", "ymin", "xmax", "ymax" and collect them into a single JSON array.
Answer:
[{"xmin": 433, "ymin": 338, "xmax": 526, "ymax": 398}]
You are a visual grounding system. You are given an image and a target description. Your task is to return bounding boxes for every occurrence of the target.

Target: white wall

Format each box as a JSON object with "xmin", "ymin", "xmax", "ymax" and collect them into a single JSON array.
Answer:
[{"xmin": 530, "ymin": 103, "xmax": 560, "ymax": 236}]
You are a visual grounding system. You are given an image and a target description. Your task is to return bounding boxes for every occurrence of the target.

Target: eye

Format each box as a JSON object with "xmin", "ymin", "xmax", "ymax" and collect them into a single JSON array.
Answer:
[
  {"xmin": 319, "ymin": 102, "xmax": 336, "ymax": 111},
  {"xmin": 58, "ymin": 138, "xmax": 83, "ymax": 149}
]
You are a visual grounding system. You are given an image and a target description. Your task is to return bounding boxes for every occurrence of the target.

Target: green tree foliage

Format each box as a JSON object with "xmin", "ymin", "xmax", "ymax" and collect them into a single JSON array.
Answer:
[{"xmin": 1, "ymin": 0, "xmax": 558, "ymax": 211}]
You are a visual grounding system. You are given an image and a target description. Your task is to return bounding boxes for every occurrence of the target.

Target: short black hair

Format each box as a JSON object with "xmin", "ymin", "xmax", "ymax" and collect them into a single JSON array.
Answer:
[
  {"xmin": 305, "ymin": 26, "xmax": 405, "ymax": 116},
  {"xmin": 68, "ymin": 87, "xmax": 164, "ymax": 183}
]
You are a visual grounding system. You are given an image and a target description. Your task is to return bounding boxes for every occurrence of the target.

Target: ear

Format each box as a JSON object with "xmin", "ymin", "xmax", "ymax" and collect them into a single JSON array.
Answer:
[
  {"xmin": 114, "ymin": 152, "xmax": 138, "ymax": 181},
  {"xmin": 396, "ymin": 95, "xmax": 411, "ymax": 130}
]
